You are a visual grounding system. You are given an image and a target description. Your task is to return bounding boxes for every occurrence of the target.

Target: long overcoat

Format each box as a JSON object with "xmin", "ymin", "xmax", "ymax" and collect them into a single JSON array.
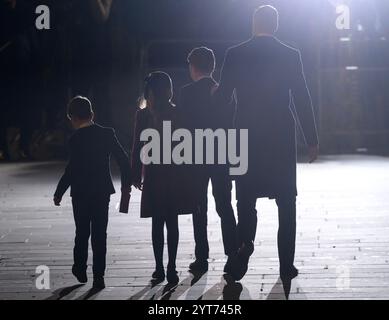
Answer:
[{"xmin": 215, "ymin": 36, "xmax": 319, "ymax": 198}]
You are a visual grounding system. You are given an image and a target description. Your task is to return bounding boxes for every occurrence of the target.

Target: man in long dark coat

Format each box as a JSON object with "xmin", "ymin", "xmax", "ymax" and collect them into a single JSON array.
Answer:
[{"xmin": 214, "ymin": 5, "xmax": 319, "ymax": 285}]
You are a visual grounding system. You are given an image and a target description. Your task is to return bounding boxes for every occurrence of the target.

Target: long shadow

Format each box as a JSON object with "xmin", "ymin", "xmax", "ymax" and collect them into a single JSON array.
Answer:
[
  {"xmin": 160, "ymin": 271, "xmax": 207, "ymax": 300},
  {"xmin": 199, "ymin": 275, "xmax": 244, "ymax": 300},
  {"xmin": 77, "ymin": 287, "xmax": 104, "ymax": 300},
  {"xmin": 128, "ymin": 271, "xmax": 209, "ymax": 301},
  {"xmin": 128, "ymin": 278, "xmax": 164, "ymax": 300},
  {"xmin": 45, "ymin": 284, "xmax": 85, "ymax": 300},
  {"xmin": 267, "ymin": 277, "xmax": 307, "ymax": 300},
  {"xmin": 267, "ymin": 277, "xmax": 286, "ymax": 300},
  {"xmin": 184, "ymin": 271, "xmax": 209, "ymax": 300}
]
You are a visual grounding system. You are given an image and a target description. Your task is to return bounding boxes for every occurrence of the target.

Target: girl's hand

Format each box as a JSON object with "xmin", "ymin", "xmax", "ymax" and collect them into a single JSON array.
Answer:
[{"xmin": 133, "ymin": 182, "xmax": 143, "ymax": 191}]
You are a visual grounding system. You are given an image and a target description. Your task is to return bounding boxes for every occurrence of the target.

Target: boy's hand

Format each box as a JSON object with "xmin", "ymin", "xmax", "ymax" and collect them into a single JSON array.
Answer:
[{"xmin": 53, "ymin": 196, "xmax": 62, "ymax": 206}]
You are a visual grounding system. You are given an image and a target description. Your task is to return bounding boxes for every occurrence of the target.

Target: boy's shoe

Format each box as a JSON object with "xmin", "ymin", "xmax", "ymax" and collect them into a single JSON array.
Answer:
[
  {"xmin": 152, "ymin": 269, "xmax": 165, "ymax": 282},
  {"xmin": 280, "ymin": 265, "xmax": 299, "ymax": 283},
  {"xmin": 189, "ymin": 259, "xmax": 208, "ymax": 273},
  {"xmin": 167, "ymin": 269, "xmax": 179, "ymax": 285},
  {"xmin": 92, "ymin": 277, "xmax": 105, "ymax": 290},
  {"xmin": 223, "ymin": 255, "xmax": 236, "ymax": 274},
  {"xmin": 72, "ymin": 265, "xmax": 87, "ymax": 283}
]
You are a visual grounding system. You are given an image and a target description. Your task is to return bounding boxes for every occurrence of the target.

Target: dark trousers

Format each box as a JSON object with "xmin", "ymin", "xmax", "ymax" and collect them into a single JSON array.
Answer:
[
  {"xmin": 193, "ymin": 168, "xmax": 237, "ymax": 260},
  {"xmin": 236, "ymin": 184, "xmax": 296, "ymax": 273},
  {"xmin": 152, "ymin": 213, "xmax": 179, "ymax": 271},
  {"xmin": 72, "ymin": 195, "xmax": 110, "ymax": 278}
]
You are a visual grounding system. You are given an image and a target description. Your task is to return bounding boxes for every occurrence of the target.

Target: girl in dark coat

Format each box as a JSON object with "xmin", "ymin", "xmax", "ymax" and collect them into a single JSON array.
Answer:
[{"xmin": 131, "ymin": 72, "xmax": 194, "ymax": 284}]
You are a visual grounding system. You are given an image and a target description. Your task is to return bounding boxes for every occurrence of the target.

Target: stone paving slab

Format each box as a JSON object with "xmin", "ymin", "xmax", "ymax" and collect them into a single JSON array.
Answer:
[{"xmin": 1, "ymin": 155, "xmax": 389, "ymax": 300}]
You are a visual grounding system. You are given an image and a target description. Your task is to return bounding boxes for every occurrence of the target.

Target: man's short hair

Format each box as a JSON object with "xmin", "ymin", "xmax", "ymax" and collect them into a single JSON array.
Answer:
[
  {"xmin": 67, "ymin": 96, "xmax": 93, "ymax": 120},
  {"xmin": 253, "ymin": 5, "xmax": 279, "ymax": 35},
  {"xmin": 187, "ymin": 47, "xmax": 216, "ymax": 74}
]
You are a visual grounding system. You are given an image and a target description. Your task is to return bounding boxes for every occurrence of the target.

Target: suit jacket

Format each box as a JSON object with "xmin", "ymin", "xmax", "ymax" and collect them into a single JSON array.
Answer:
[
  {"xmin": 179, "ymin": 77, "xmax": 236, "ymax": 130},
  {"xmin": 54, "ymin": 124, "xmax": 132, "ymax": 198},
  {"xmin": 214, "ymin": 36, "xmax": 319, "ymax": 198},
  {"xmin": 179, "ymin": 77, "xmax": 217, "ymax": 129}
]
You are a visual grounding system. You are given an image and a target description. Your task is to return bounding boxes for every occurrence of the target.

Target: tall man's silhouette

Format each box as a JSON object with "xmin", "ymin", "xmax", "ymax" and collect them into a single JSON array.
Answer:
[{"xmin": 214, "ymin": 5, "xmax": 319, "ymax": 286}]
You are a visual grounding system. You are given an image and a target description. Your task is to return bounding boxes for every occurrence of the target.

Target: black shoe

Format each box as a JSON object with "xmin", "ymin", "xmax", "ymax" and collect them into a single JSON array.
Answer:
[
  {"xmin": 230, "ymin": 241, "xmax": 254, "ymax": 281},
  {"xmin": 280, "ymin": 266, "xmax": 299, "ymax": 300},
  {"xmin": 167, "ymin": 269, "xmax": 179, "ymax": 285},
  {"xmin": 92, "ymin": 277, "xmax": 105, "ymax": 289},
  {"xmin": 223, "ymin": 255, "xmax": 236, "ymax": 274},
  {"xmin": 222, "ymin": 274, "xmax": 243, "ymax": 300},
  {"xmin": 72, "ymin": 265, "xmax": 87, "ymax": 283},
  {"xmin": 152, "ymin": 269, "xmax": 165, "ymax": 282},
  {"xmin": 189, "ymin": 259, "xmax": 208, "ymax": 273},
  {"xmin": 280, "ymin": 265, "xmax": 299, "ymax": 282}
]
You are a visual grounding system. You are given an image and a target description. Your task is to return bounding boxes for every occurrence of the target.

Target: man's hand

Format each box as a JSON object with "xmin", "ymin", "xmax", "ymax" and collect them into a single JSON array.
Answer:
[
  {"xmin": 53, "ymin": 196, "xmax": 62, "ymax": 206},
  {"xmin": 308, "ymin": 145, "xmax": 319, "ymax": 163}
]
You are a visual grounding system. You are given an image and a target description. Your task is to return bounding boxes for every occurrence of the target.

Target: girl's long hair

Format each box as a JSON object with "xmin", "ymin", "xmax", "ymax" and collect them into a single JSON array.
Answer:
[{"xmin": 139, "ymin": 71, "xmax": 174, "ymax": 112}]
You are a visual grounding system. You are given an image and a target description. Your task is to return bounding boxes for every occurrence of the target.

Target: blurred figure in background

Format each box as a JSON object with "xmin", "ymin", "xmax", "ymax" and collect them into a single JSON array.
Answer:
[
  {"xmin": 0, "ymin": 0, "xmax": 39, "ymax": 160},
  {"xmin": 69, "ymin": 0, "xmax": 114, "ymax": 127}
]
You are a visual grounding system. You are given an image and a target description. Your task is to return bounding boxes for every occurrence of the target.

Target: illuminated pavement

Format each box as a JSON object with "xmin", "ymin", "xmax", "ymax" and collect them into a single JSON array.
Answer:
[{"xmin": 1, "ymin": 155, "xmax": 389, "ymax": 300}]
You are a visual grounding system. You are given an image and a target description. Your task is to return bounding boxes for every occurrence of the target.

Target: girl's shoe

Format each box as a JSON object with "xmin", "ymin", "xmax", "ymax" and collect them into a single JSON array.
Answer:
[
  {"xmin": 167, "ymin": 269, "xmax": 179, "ymax": 285},
  {"xmin": 152, "ymin": 269, "xmax": 165, "ymax": 281}
]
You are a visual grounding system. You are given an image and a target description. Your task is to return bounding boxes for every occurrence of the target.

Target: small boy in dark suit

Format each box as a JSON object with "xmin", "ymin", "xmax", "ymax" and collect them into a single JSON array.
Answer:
[{"xmin": 54, "ymin": 96, "xmax": 132, "ymax": 289}]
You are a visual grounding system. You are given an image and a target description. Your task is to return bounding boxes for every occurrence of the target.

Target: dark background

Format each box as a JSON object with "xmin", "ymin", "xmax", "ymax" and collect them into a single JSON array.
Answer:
[{"xmin": 1, "ymin": 0, "xmax": 389, "ymax": 160}]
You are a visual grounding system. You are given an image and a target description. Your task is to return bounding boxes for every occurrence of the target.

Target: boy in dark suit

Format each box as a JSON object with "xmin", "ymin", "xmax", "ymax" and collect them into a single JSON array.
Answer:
[
  {"xmin": 179, "ymin": 47, "xmax": 238, "ymax": 274},
  {"xmin": 54, "ymin": 96, "xmax": 131, "ymax": 289}
]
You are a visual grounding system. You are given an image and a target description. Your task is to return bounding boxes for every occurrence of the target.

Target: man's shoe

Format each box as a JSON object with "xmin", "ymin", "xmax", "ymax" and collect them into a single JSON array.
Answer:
[
  {"xmin": 280, "ymin": 266, "xmax": 299, "ymax": 299},
  {"xmin": 230, "ymin": 242, "xmax": 254, "ymax": 281},
  {"xmin": 92, "ymin": 277, "xmax": 105, "ymax": 290},
  {"xmin": 189, "ymin": 259, "xmax": 208, "ymax": 273},
  {"xmin": 72, "ymin": 265, "xmax": 87, "ymax": 283},
  {"xmin": 223, "ymin": 255, "xmax": 236, "ymax": 274}
]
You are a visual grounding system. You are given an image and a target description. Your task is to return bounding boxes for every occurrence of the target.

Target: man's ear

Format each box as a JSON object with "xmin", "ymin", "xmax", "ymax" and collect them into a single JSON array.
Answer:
[{"xmin": 91, "ymin": 111, "xmax": 95, "ymax": 121}]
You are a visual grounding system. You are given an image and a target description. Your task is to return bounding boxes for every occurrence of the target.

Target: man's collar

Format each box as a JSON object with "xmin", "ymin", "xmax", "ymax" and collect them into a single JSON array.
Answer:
[
  {"xmin": 78, "ymin": 121, "xmax": 94, "ymax": 129},
  {"xmin": 253, "ymin": 33, "xmax": 276, "ymax": 39},
  {"xmin": 195, "ymin": 75, "xmax": 213, "ymax": 83}
]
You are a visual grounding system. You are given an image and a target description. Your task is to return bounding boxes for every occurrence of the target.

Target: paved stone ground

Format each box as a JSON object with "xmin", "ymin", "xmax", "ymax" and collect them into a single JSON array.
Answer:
[{"xmin": 1, "ymin": 155, "xmax": 389, "ymax": 300}]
